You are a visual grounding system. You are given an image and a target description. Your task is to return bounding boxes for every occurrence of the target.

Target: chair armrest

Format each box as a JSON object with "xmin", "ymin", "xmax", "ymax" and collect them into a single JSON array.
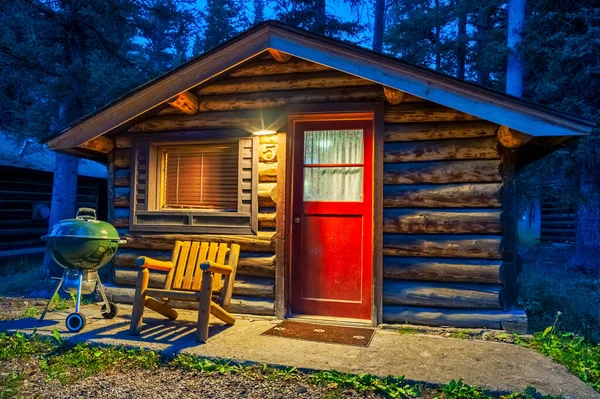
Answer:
[
  {"xmin": 200, "ymin": 261, "xmax": 233, "ymax": 275},
  {"xmin": 135, "ymin": 256, "xmax": 174, "ymax": 272}
]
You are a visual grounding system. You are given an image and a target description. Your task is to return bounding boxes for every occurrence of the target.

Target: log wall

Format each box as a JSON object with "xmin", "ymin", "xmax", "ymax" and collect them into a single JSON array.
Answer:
[
  {"xmin": 104, "ymin": 54, "xmax": 519, "ymax": 328},
  {"xmin": 0, "ymin": 166, "xmax": 105, "ymax": 256},
  {"xmin": 381, "ymin": 111, "xmax": 508, "ymax": 326}
]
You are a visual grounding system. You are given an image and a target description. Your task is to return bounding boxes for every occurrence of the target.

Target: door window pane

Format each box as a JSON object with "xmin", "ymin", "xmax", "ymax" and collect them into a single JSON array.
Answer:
[
  {"xmin": 304, "ymin": 130, "xmax": 363, "ymax": 165},
  {"xmin": 303, "ymin": 129, "xmax": 364, "ymax": 202},
  {"xmin": 304, "ymin": 167, "xmax": 363, "ymax": 201}
]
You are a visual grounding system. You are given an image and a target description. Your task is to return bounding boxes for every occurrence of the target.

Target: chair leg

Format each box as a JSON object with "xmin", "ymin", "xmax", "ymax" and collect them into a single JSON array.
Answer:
[
  {"xmin": 130, "ymin": 268, "xmax": 149, "ymax": 336},
  {"xmin": 196, "ymin": 270, "xmax": 213, "ymax": 342}
]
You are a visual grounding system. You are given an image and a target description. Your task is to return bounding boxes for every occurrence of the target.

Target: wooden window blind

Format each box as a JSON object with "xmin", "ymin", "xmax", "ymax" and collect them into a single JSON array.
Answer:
[
  {"xmin": 162, "ymin": 144, "xmax": 238, "ymax": 211},
  {"xmin": 130, "ymin": 136, "xmax": 258, "ymax": 235}
]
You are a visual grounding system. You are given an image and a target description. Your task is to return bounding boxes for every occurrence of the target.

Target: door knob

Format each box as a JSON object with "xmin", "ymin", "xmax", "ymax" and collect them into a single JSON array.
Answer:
[{"xmin": 293, "ymin": 217, "xmax": 301, "ymax": 224}]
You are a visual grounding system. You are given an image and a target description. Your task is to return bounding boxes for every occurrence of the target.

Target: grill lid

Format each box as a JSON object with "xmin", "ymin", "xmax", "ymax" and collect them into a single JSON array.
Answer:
[{"xmin": 48, "ymin": 208, "xmax": 119, "ymax": 240}]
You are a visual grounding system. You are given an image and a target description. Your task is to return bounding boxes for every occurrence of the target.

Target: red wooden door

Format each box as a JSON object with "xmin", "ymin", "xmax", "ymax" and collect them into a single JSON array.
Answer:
[{"xmin": 290, "ymin": 120, "xmax": 373, "ymax": 320}]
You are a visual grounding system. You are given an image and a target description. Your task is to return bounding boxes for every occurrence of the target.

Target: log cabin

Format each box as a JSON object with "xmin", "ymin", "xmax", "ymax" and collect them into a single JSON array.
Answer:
[
  {"xmin": 0, "ymin": 132, "xmax": 106, "ymax": 258},
  {"xmin": 43, "ymin": 21, "xmax": 595, "ymax": 331}
]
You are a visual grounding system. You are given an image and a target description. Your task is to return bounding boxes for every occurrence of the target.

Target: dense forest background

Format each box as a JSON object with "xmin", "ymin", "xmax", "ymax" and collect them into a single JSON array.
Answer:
[{"xmin": 0, "ymin": 0, "xmax": 599, "ymax": 334}]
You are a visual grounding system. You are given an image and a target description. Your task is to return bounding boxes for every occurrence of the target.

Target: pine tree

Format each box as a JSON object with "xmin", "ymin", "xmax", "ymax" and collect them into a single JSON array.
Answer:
[
  {"xmin": 198, "ymin": 0, "xmax": 249, "ymax": 53},
  {"xmin": 274, "ymin": 0, "xmax": 363, "ymax": 38},
  {"xmin": 135, "ymin": 0, "xmax": 198, "ymax": 74}
]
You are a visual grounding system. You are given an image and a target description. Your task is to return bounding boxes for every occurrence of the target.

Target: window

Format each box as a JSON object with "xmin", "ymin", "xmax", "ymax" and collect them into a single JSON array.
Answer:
[
  {"xmin": 130, "ymin": 136, "xmax": 258, "ymax": 234},
  {"xmin": 161, "ymin": 144, "xmax": 238, "ymax": 211},
  {"xmin": 303, "ymin": 129, "xmax": 364, "ymax": 202}
]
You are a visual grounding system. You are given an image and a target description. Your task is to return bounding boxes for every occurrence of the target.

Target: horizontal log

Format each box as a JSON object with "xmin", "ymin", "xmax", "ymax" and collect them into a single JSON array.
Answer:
[
  {"xmin": 198, "ymin": 86, "xmax": 385, "ymax": 112},
  {"xmin": 113, "ymin": 149, "xmax": 131, "ymax": 168},
  {"xmin": 383, "ymin": 209, "xmax": 502, "ymax": 234},
  {"xmin": 383, "ymin": 306, "xmax": 527, "ymax": 329},
  {"xmin": 258, "ymin": 182, "xmax": 277, "ymax": 207},
  {"xmin": 128, "ymin": 111, "xmax": 262, "ymax": 133},
  {"xmin": 114, "ymin": 269, "xmax": 274, "ymax": 298},
  {"xmin": 384, "ymin": 103, "xmax": 480, "ymax": 123},
  {"xmin": 258, "ymin": 212, "xmax": 276, "ymax": 230},
  {"xmin": 267, "ymin": 48, "xmax": 293, "ymax": 63},
  {"xmin": 497, "ymin": 125, "xmax": 531, "ymax": 148},
  {"xmin": 383, "ymin": 257, "xmax": 502, "ymax": 284},
  {"xmin": 383, "ymin": 183, "xmax": 502, "ymax": 208},
  {"xmin": 383, "ymin": 234, "xmax": 502, "ymax": 259},
  {"xmin": 113, "ymin": 250, "xmax": 275, "ymax": 277},
  {"xmin": 384, "ymin": 121, "xmax": 497, "ymax": 142},
  {"xmin": 167, "ymin": 91, "xmax": 199, "ymax": 115},
  {"xmin": 114, "ymin": 168, "xmax": 130, "ymax": 187},
  {"xmin": 383, "ymin": 281, "xmax": 503, "ymax": 309},
  {"xmin": 197, "ymin": 71, "xmax": 374, "ymax": 96},
  {"xmin": 80, "ymin": 136, "xmax": 114, "ymax": 154},
  {"xmin": 113, "ymin": 218, "xmax": 129, "ymax": 228},
  {"xmin": 383, "ymin": 86, "xmax": 405, "ymax": 105},
  {"xmin": 114, "ymin": 250, "xmax": 167, "ymax": 267},
  {"xmin": 259, "ymin": 162, "xmax": 277, "ymax": 182},
  {"xmin": 384, "ymin": 160, "xmax": 501, "ymax": 184},
  {"xmin": 114, "ymin": 187, "xmax": 130, "ymax": 207},
  {"xmin": 120, "ymin": 231, "xmax": 275, "ymax": 252},
  {"xmin": 97, "ymin": 285, "xmax": 274, "ymax": 315},
  {"xmin": 230, "ymin": 58, "xmax": 330, "ymax": 77},
  {"xmin": 384, "ymin": 137, "xmax": 499, "ymax": 163}
]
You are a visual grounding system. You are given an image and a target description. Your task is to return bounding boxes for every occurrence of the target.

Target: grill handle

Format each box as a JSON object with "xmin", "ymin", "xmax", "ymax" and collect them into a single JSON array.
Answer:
[{"xmin": 76, "ymin": 208, "xmax": 97, "ymax": 220}]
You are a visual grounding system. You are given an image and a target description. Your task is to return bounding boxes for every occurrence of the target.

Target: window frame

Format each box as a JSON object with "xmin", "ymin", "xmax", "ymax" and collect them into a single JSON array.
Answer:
[{"xmin": 129, "ymin": 133, "xmax": 259, "ymax": 235}]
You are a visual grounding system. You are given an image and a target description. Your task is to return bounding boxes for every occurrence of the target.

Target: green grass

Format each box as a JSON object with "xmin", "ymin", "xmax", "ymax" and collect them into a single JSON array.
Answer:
[
  {"xmin": 515, "ymin": 326, "xmax": 600, "ymax": 392},
  {"xmin": 449, "ymin": 330, "xmax": 472, "ymax": 340},
  {"xmin": 0, "ymin": 373, "xmax": 23, "ymax": 399},
  {"xmin": 0, "ymin": 331, "xmax": 572, "ymax": 398},
  {"xmin": 397, "ymin": 326, "xmax": 417, "ymax": 335}
]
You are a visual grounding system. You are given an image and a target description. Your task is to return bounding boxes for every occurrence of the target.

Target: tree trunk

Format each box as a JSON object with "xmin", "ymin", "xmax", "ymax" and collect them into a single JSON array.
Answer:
[
  {"xmin": 572, "ymin": 163, "xmax": 600, "ymax": 273},
  {"xmin": 43, "ymin": 153, "xmax": 80, "ymax": 277},
  {"xmin": 457, "ymin": 9, "xmax": 467, "ymax": 80},
  {"xmin": 506, "ymin": 0, "xmax": 525, "ymax": 97},
  {"xmin": 315, "ymin": 0, "xmax": 326, "ymax": 34},
  {"xmin": 43, "ymin": 3, "xmax": 85, "ymax": 277},
  {"xmin": 475, "ymin": 5, "xmax": 493, "ymax": 87},
  {"xmin": 372, "ymin": 0, "xmax": 385, "ymax": 52},
  {"xmin": 434, "ymin": 0, "xmax": 441, "ymax": 71}
]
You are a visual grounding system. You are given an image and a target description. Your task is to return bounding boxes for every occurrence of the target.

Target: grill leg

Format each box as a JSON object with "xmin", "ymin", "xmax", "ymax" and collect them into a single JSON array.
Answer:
[
  {"xmin": 95, "ymin": 274, "xmax": 111, "ymax": 311},
  {"xmin": 75, "ymin": 271, "xmax": 83, "ymax": 313},
  {"xmin": 39, "ymin": 271, "xmax": 66, "ymax": 321}
]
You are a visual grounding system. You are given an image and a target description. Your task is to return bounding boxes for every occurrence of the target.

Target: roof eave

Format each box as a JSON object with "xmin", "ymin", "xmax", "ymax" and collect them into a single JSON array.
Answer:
[{"xmin": 267, "ymin": 25, "xmax": 594, "ymax": 137}]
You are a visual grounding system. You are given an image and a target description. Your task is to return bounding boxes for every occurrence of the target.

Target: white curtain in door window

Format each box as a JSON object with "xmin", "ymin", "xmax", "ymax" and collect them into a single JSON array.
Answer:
[
  {"xmin": 303, "ymin": 130, "xmax": 364, "ymax": 202},
  {"xmin": 304, "ymin": 130, "xmax": 363, "ymax": 165}
]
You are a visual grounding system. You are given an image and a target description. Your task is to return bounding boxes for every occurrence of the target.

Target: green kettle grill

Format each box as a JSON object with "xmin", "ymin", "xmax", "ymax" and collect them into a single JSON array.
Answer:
[{"xmin": 40, "ymin": 208, "xmax": 122, "ymax": 332}]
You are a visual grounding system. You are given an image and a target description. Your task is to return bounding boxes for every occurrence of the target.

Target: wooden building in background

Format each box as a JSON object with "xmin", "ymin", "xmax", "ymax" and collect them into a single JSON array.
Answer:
[
  {"xmin": 0, "ymin": 133, "xmax": 106, "ymax": 258},
  {"xmin": 44, "ymin": 22, "xmax": 595, "ymax": 330}
]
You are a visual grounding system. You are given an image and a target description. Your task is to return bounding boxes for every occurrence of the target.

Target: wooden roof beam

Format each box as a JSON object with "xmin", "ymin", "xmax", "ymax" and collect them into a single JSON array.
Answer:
[
  {"xmin": 383, "ymin": 86, "xmax": 406, "ymax": 105},
  {"xmin": 167, "ymin": 91, "xmax": 199, "ymax": 115},
  {"xmin": 268, "ymin": 48, "xmax": 292, "ymax": 63},
  {"xmin": 80, "ymin": 136, "xmax": 114, "ymax": 154},
  {"xmin": 497, "ymin": 125, "xmax": 531, "ymax": 148}
]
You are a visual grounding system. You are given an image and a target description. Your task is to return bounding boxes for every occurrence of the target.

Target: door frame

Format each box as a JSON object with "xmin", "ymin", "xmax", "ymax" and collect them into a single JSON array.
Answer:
[{"xmin": 274, "ymin": 103, "xmax": 384, "ymax": 327}]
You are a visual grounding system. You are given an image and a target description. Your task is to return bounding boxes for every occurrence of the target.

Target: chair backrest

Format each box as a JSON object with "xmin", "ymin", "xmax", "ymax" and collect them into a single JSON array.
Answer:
[{"xmin": 164, "ymin": 241, "xmax": 240, "ymax": 299}]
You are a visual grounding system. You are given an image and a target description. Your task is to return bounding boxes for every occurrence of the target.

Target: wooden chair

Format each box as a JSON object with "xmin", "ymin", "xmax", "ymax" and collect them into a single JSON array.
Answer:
[{"xmin": 129, "ymin": 241, "xmax": 240, "ymax": 342}]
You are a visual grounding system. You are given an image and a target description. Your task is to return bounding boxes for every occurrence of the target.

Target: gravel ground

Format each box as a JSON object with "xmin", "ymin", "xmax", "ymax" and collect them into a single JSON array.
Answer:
[
  {"xmin": 1, "ymin": 359, "xmax": 393, "ymax": 399},
  {"xmin": 0, "ymin": 297, "xmax": 47, "ymax": 320}
]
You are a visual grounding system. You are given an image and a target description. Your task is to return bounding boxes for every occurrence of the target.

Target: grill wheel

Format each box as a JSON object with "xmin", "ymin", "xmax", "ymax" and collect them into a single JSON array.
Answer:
[
  {"xmin": 101, "ymin": 302, "xmax": 119, "ymax": 319},
  {"xmin": 65, "ymin": 312, "xmax": 87, "ymax": 332}
]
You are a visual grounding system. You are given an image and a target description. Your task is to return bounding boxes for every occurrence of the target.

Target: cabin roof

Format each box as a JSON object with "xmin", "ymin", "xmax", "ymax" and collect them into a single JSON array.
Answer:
[
  {"xmin": 44, "ymin": 20, "xmax": 596, "ymax": 151},
  {"xmin": 0, "ymin": 132, "xmax": 106, "ymax": 178}
]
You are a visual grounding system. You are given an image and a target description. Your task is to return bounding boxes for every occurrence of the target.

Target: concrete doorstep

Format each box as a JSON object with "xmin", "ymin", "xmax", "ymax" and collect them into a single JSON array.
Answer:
[{"xmin": 0, "ymin": 304, "xmax": 597, "ymax": 399}]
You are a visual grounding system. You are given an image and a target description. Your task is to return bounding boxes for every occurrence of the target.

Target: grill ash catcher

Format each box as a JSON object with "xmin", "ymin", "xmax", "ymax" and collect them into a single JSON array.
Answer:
[{"xmin": 39, "ymin": 208, "xmax": 124, "ymax": 332}]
